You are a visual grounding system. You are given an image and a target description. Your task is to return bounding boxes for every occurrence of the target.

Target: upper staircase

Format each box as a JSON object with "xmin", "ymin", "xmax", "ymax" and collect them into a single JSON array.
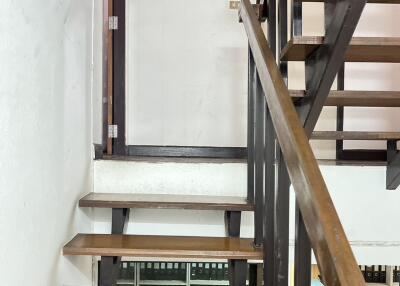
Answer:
[{"xmin": 63, "ymin": 0, "xmax": 400, "ymax": 285}]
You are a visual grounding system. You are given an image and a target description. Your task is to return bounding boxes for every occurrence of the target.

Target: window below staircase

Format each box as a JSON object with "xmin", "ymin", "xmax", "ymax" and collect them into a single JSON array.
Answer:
[{"xmin": 97, "ymin": 261, "xmax": 400, "ymax": 286}]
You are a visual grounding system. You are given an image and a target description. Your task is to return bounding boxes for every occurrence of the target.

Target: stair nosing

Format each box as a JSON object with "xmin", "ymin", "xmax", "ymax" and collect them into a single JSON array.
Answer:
[
  {"xmin": 79, "ymin": 193, "xmax": 255, "ymax": 211},
  {"xmin": 63, "ymin": 233, "xmax": 263, "ymax": 260}
]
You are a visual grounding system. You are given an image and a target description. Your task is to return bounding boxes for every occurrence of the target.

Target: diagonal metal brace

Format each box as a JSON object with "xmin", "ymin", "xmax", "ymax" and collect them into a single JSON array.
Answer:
[
  {"xmin": 298, "ymin": 0, "xmax": 367, "ymax": 137},
  {"xmin": 386, "ymin": 140, "xmax": 400, "ymax": 190}
]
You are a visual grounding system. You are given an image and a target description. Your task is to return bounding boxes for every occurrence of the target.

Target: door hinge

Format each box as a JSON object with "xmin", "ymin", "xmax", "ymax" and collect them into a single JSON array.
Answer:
[
  {"xmin": 229, "ymin": 1, "xmax": 240, "ymax": 9},
  {"xmin": 108, "ymin": 125, "xmax": 118, "ymax": 138},
  {"xmin": 109, "ymin": 16, "xmax": 118, "ymax": 30}
]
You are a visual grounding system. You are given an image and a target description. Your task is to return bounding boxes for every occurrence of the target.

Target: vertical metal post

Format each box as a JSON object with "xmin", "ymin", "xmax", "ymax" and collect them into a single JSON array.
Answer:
[
  {"xmin": 291, "ymin": 2, "xmax": 312, "ymax": 286},
  {"xmin": 274, "ymin": 148, "xmax": 290, "ymax": 286},
  {"xmin": 254, "ymin": 70, "xmax": 265, "ymax": 247},
  {"xmin": 232, "ymin": 260, "xmax": 248, "ymax": 286},
  {"xmin": 278, "ymin": 0, "xmax": 288, "ymax": 84},
  {"xmin": 328, "ymin": 0, "xmax": 345, "ymax": 161},
  {"xmin": 113, "ymin": 0, "xmax": 126, "ymax": 155},
  {"xmin": 225, "ymin": 211, "xmax": 241, "ymax": 237},
  {"xmin": 99, "ymin": 257, "xmax": 120, "ymax": 286},
  {"xmin": 291, "ymin": 0, "xmax": 302, "ymax": 38},
  {"xmin": 294, "ymin": 204, "xmax": 311, "ymax": 286},
  {"xmin": 271, "ymin": 0, "xmax": 290, "ymax": 285},
  {"xmin": 264, "ymin": 105, "xmax": 276, "ymax": 286},
  {"xmin": 225, "ymin": 211, "xmax": 246, "ymax": 286},
  {"xmin": 248, "ymin": 264, "xmax": 258, "ymax": 286},
  {"xmin": 386, "ymin": 140, "xmax": 400, "ymax": 190},
  {"xmin": 103, "ymin": 0, "xmax": 113, "ymax": 155},
  {"xmin": 336, "ymin": 65, "xmax": 345, "ymax": 159},
  {"xmin": 111, "ymin": 208, "xmax": 130, "ymax": 234},
  {"xmin": 264, "ymin": 0, "xmax": 277, "ymax": 283},
  {"xmin": 247, "ymin": 48, "xmax": 256, "ymax": 204},
  {"xmin": 99, "ymin": 208, "xmax": 130, "ymax": 286}
]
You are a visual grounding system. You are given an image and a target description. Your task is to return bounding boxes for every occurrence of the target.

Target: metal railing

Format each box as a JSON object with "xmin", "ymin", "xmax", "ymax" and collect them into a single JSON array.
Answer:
[{"xmin": 240, "ymin": 0, "xmax": 365, "ymax": 284}]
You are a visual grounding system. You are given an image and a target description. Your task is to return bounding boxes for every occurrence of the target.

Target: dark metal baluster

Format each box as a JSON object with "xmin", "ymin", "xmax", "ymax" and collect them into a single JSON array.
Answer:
[
  {"xmin": 225, "ymin": 211, "xmax": 247, "ymax": 286},
  {"xmin": 336, "ymin": 65, "xmax": 345, "ymax": 160},
  {"xmin": 254, "ymin": 68, "xmax": 265, "ymax": 247},
  {"xmin": 263, "ymin": 0, "xmax": 290, "ymax": 284},
  {"xmin": 264, "ymin": 0, "xmax": 278, "ymax": 285},
  {"xmin": 294, "ymin": 205, "xmax": 311, "ymax": 286},
  {"xmin": 113, "ymin": 0, "xmax": 127, "ymax": 155},
  {"xmin": 386, "ymin": 140, "xmax": 400, "ymax": 190},
  {"xmin": 274, "ymin": 0, "xmax": 290, "ymax": 284},
  {"xmin": 275, "ymin": 148, "xmax": 290, "ymax": 286},
  {"xmin": 264, "ymin": 105, "xmax": 276, "ymax": 286},
  {"xmin": 248, "ymin": 47, "xmax": 256, "ymax": 204},
  {"xmin": 249, "ymin": 264, "xmax": 258, "ymax": 286},
  {"xmin": 291, "ymin": 2, "xmax": 312, "ymax": 286},
  {"xmin": 99, "ymin": 208, "xmax": 130, "ymax": 286}
]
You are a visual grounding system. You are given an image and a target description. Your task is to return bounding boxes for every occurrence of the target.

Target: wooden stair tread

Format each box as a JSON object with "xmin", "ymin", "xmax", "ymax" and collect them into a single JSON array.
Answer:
[
  {"xmin": 281, "ymin": 36, "xmax": 400, "ymax": 62},
  {"xmin": 300, "ymin": 0, "xmax": 400, "ymax": 3},
  {"xmin": 63, "ymin": 234, "xmax": 262, "ymax": 259},
  {"xmin": 290, "ymin": 90, "xmax": 400, "ymax": 107},
  {"xmin": 79, "ymin": 193, "xmax": 254, "ymax": 211},
  {"xmin": 312, "ymin": 131, "xmax": 400, "ymax": 140}
]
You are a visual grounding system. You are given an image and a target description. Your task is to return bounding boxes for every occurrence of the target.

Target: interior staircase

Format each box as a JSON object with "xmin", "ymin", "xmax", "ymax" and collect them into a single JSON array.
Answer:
[{"xmin": 63, "ymin": 0, "xmax": 400, "ymax": 285}]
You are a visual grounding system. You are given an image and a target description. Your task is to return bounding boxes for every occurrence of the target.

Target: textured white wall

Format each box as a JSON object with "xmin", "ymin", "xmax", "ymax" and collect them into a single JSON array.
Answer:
[
  {"xmin": 126, "ymin": 0, "xmax": 248, "ymax": 147},
  {"xmin": 0, "ymin": 0, "xmax": 94, "ymax": 285},
  {"xmin": 93, "ymin": 0, "xmax": 103, "ymax": 145},
  {"xmin": 94, "ymin": 160, "xmax": 400, "ymax": 265}
]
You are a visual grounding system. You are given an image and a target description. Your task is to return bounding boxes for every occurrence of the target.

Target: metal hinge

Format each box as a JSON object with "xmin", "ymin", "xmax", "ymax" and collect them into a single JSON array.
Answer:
[
  {"xmin": 109, "ymin": 16, "xmax": 118, "ymax": 30},
  {"xmin": 108, "ymin": 125, "xmax": 118, "ymax": 138},
  {"xmin": 229, "ymin": 1, "xmax": 240, "ymax": 9}
]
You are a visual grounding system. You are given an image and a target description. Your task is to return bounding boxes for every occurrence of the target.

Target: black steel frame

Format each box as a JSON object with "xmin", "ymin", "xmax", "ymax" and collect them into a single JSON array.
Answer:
[
  {"xmin": 224, "ymin": 211, "xmax": 248, "ymax": 286},
  {"xmin": 99, "ymin": 208, "xmax": 130, "ymax": 286},
  {"xmin": 386, "ymin": 140, "xmax": 400, "ymax": 189},
  {"xmin": 291, "ymin": 3, "xmax": 312, "ymax": 286}
]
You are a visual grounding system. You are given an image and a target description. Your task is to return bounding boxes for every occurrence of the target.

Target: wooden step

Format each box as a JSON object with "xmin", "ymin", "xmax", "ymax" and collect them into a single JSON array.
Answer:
[
  {"xmin": 281, "ymin": 37, "xmax": 400, "ymax": 62},
  {"xmin": 300, "ymin": 0, "xmax": 400, "ymax": 3},
  {"xmin": 290, "ymin": 90, "xmax": 400, "ymax": 107},
  {"xmin": 79, "ymin": 193, "xmax": 254, "ymax": 211},
  {"xmin": 311, "ymin": 131, "xmax": 400, "ymax": 140},
  {"xmin": 63, "ymin": 234, "xmax": 262, "ymax": 259}
]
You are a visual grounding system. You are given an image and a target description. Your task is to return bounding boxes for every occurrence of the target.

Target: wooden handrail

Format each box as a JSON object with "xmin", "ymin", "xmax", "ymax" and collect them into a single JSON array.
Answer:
[{"xmin": 239, "ymin": 0, "xmax": 365, "ymax": 285}]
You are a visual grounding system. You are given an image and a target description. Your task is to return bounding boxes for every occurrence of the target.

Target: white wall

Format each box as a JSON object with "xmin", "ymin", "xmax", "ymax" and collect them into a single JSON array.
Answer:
[
  {"xmin": 126, "ymin": 0, "xmax": 248, "ymax": 147},
  {"xmin": 0, "ymin": 0, "xmax": 94, "ymax": 285},
  {"xmin": 94, "ymin": 160, "xmax": 400, "ymax": 265},
  {"xmin": 93, "ymin": 0, "xmax": 103, "ymax": 145}
]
